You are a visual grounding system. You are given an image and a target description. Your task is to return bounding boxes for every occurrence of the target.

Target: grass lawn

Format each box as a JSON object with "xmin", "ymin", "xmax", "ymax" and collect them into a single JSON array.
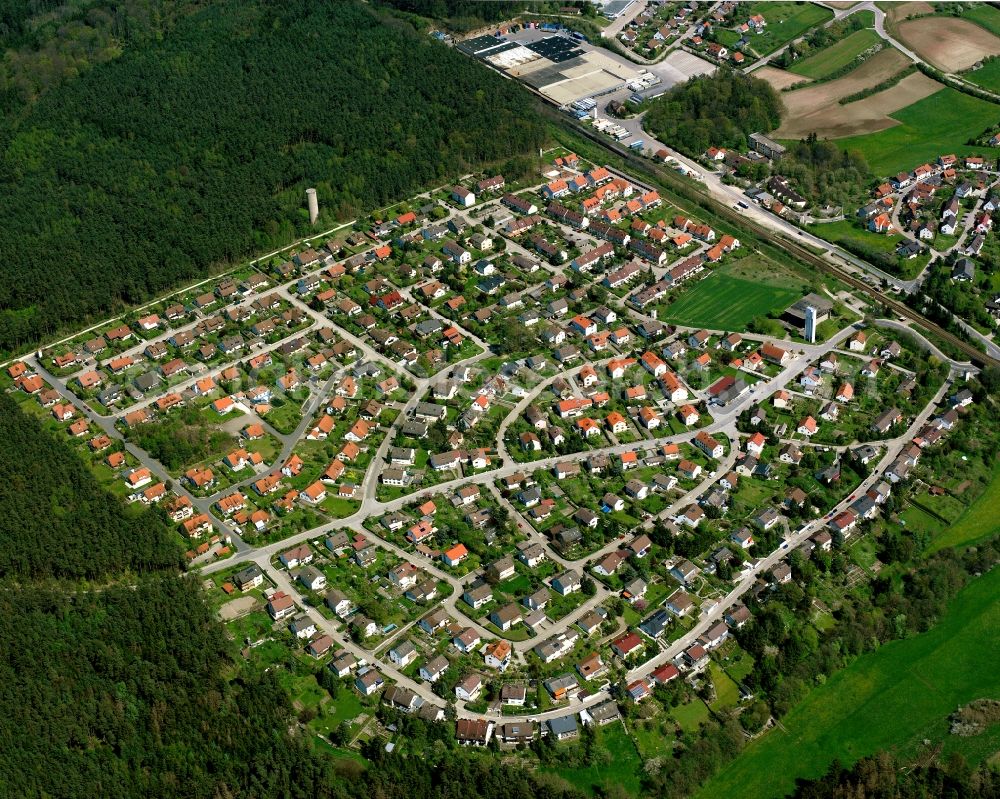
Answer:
[
  {"xmin": 965, "ymin": 58, "xmax": 1000, "ymax": 93},
  {"xmin": 715, "ymin": 28, "xmax": 743, "ymax": 49},
  {"xmin": 671, "ymin": 697, "xmax": 711, "ymax": 733},
  {"xmin": 835, "ymin": 87, "xmax": 1000, "ymax": 177},
  {"xmin": 267, "ymin": 401, "xmax": 302, "ymax": 435},
  {"xmin": 696, "ymin": 565, "xmax": 1000, "ymax": 799},
  {"xmin": 788, "ymin": 28, "xmax": 882, "ymax": 79},
  {"xmin": 548, "ymin": 724, "xmax": 645, "ymax": 797},
  {"xmin": 709, "ymin": 662, "xmax": 741, "ymax": 711},
  {"xmin": 723, "ymin": 647, "xmax": 755, "ymax": 684},
  {"xmin": 846, "ymin": 534, "xmax": 877, "ymax": 570},
  {"xmin": 898, "ymin": 503, "xmax": 947, "ymax": 538},
  {"xmin": 809, "ymin": 219, "xmax": 901, "ymax": 253},
  {"xmin": 497, "ymin": 573, "xmax": 532, "ymax": 596},
  {"xmin": 963, "ymin": 3, "xmax": 1000, "ymax": 38},
  {"xmin": 321, "ymin": 689, "xmax": 364, "ymax": 727},
  {"xmin": 660, "ymin": 269, "xmax": 800, "ymax": 331},
  {"xmin": 278, "ymin": 670, "xmax": 327, "ymax": 711},
  {"xmin": 742, "ymin": 3, "xmax": 834, "ymax": 56},
  {"xmin": 926, "ymin": 460, "xmax": 1000, "ymax": 553}
]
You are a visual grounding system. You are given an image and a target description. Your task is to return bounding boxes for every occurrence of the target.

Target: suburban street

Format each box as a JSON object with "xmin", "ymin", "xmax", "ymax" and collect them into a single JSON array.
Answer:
[{"xmin": 186, "ymin": 306, "xmax": 959, "ymax": 725}]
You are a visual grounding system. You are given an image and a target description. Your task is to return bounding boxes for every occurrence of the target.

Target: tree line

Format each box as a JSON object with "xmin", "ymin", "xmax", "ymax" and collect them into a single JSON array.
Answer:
[{"xmin": 788, "ymin": 751, "xmax": 1000, "ymax": 798}]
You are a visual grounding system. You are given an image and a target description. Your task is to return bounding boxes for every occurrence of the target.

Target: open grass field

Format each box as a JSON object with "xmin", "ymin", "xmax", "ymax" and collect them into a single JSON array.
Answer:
[
  {"xmin": 741, "ymin": 3, "xmax": 833, "ymax": 56},
  {"xmin": 789, "ymin": 28, "xmax": 882, "ymax": 79},
  {"xmin": 926, "ymin": 460, "xmax": 1000, "ymax": 553},
  {"xmin": 808, "ymin": 218, "xmax": 901, "ymax": 253},
  {"xmin": 834, "ymin": 87, "xmax": 1000, "ymax": 177},
  {"xmin": 772, "ymin": 48, "xmax": 922, "ymax": 139},
  {"xmin": 659, "ymin": 268, "xmax": 800, "ymax": 331},
  {"xmin": 964, "ymin": 4, "xmax": 1000, "ymax": 38},
  {"xmin": 696, "ymin": 565, "xmax": 1000, "ymax": 799},
  {"xmin": 965, "ymin": 58, "xmax": 1000, "ymax": 93},
  {"xmin": 896, "ymin": 16, "xmax": 1000, "ymax": 72},
  {"xmin": 549, "ymin": 724, "xmax": 645, "ymax": 797}
]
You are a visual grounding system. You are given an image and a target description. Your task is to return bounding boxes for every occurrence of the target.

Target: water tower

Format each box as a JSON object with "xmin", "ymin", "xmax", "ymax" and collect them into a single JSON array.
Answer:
[
  {"xmin": 804, "ymin": 305, "xmax": 817, "ymax": 344},
  {"xmin": 306, "ymin": 188, "xmax": 319, "ymax": 224}
]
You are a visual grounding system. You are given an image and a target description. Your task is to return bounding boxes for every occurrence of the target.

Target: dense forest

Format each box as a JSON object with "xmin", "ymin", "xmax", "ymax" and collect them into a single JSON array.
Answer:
[
  {"xmin": 0, "ymin": 0, "xmax": 208, "ymax": 108},
  {"xmin": 374, "ymin": 0, "xmax": 525, "ymax": 28},
  {"xmin": 373, "ymin": 0, "xmax": 598, "ymax": 31},
  {"xmin": 644, "ymin": 68, "xmax": 783, "ymax": 158},
  {"xmin": 779, "ymin": 136, "xmax": 870, "ymax": 209},
  {"xmin": 0, "ymin": 0, "xmax": 545, "ymax": 355},
  {"xmin": 0, "ymin": 393, "xmax": 180, "ymax": 579}
]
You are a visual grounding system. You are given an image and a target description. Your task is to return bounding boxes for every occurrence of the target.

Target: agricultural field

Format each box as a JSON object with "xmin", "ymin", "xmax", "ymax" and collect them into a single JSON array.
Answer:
[
  {"xmin": 755, "ymin": 65, "xmax": 810, "ymax": 90},
  {"xmin": 963, "ymin": 4, "xmax": 1000, "ymax": 39},
  {"xmin": 658, "ymin": 259, "xmax": 803, "ymax": 331},
  {"xmin": 878, "ymin": 1, "xmax": 934, "ymax": 27},
  {"xmin": 834, "ymin": 86, "xmax": 1000, "ymax": 177},
  {"xmin": 739, "ymin": 2, "xmax": 833, "ymax": 57},
  {"xmin": 696, "ymin": 565, "xmax": 1000, "ymax": 799},
  {"xmin": 788, "ymin": 28, "xmax": 883, "ymax": 80},
  {"xmin": 896, "ymin": 15, "xmax": 1000, "ymax": 72},
  {"xmin": 771, "ymin": 48, "xmax": 923, "ymax": 140}
]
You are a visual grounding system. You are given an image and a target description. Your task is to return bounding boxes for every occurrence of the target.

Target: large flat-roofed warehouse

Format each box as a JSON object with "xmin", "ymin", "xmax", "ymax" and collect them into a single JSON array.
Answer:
[
  {"xmin": 477, "ymin": 34, "xmax": 641, "ymax": 106},
  {"xmin": 602, "ymin": 0, "xmax": 638, "ymax": 18},
  {"xmin": 456, "ymin": 35, "xmax": 521, "ymax": 59}
]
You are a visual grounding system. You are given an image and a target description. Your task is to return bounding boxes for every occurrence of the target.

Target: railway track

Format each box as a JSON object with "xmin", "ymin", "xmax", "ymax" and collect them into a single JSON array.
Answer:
[{"xmin": 557, "ymin": 115, "xmax": 999, "ymax": 369}]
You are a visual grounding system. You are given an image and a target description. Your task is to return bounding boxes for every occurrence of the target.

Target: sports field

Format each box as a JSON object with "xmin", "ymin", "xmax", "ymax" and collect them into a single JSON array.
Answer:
[
  {"xmin": 789, "ymin": 28, "xmax": 882, "ymax": 79},
  {"xmin": 835, "ymin": 87, "xmax": 1000, "ymax": 176},
  {"xmin": 696, "ymin": 565, "xmax": 1000, "ymax": 799},
  {"xmin": 660, "ymin": 268, "xmax": 800, "ymax": 331}
]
